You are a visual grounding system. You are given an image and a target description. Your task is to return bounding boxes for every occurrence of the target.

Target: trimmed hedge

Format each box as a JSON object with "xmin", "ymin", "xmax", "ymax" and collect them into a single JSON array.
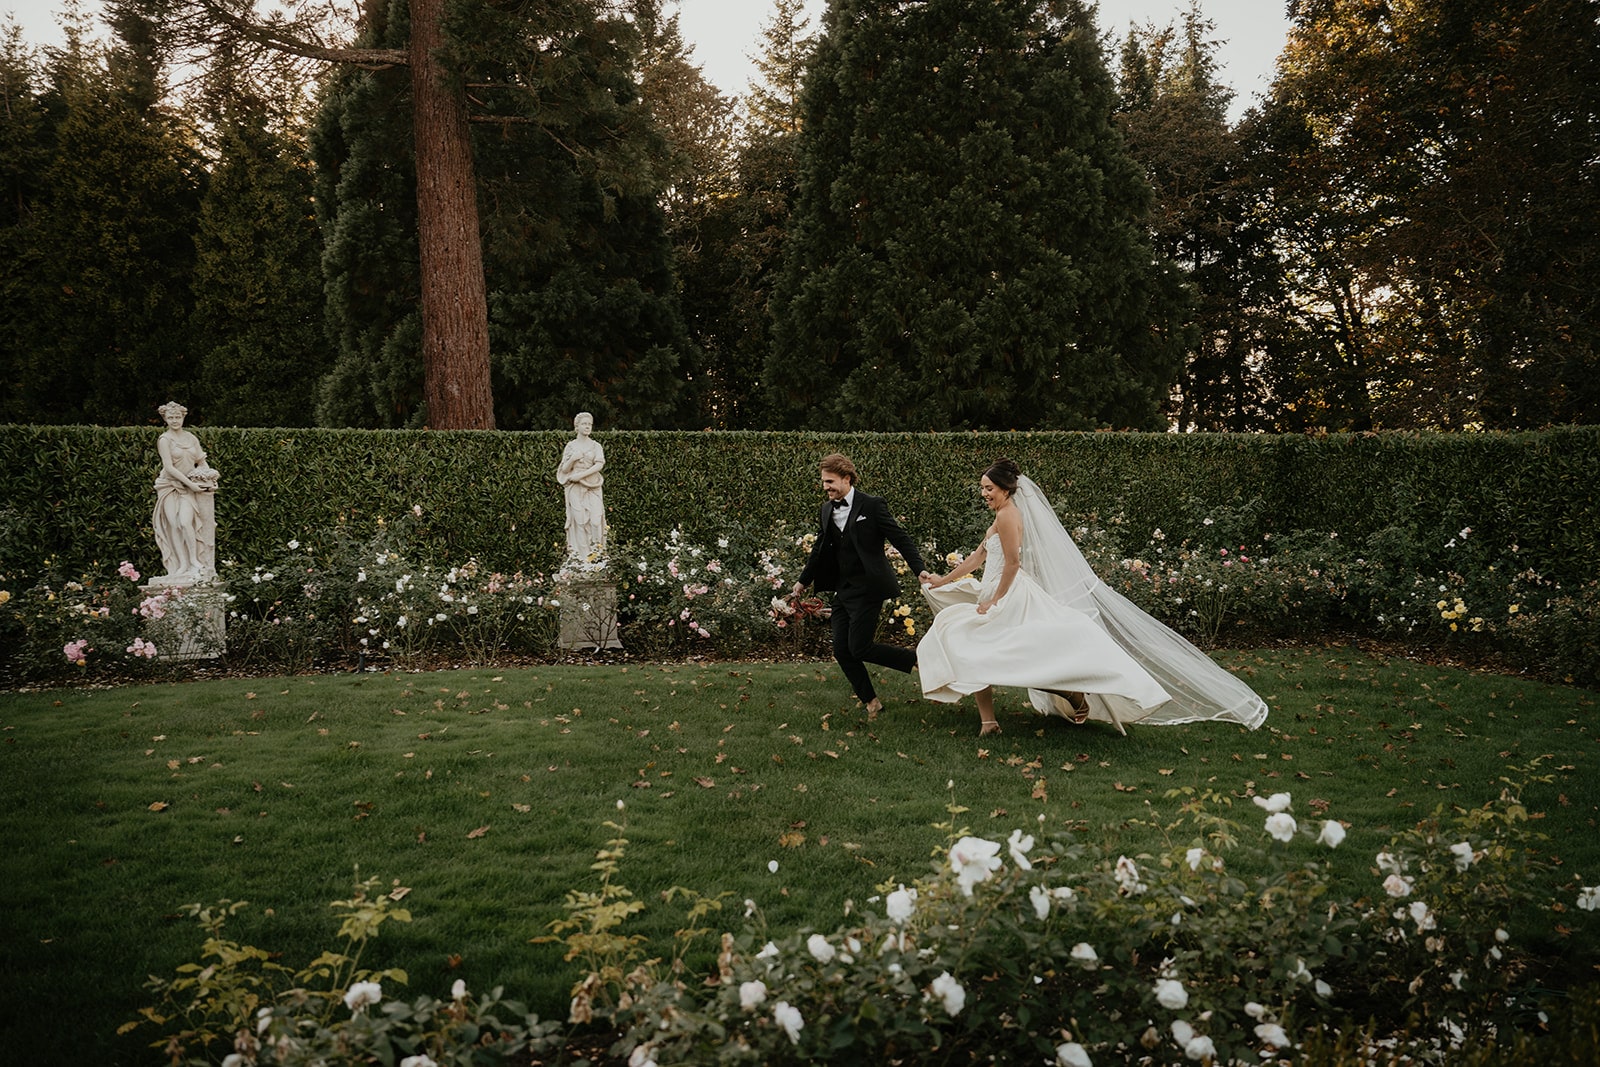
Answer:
[{"xmin": 1, "ymin": 425, "xmax": 1595, "ymax": 590}]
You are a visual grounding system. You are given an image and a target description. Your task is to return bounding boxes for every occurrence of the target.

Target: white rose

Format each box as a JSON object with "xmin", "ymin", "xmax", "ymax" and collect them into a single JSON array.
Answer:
[
  {"xmin": 739, "ymin": 979, "xmax": 767, "ymax": 1010},
  {"xmin": 1154, "ymin": 978, "xmax": 1188, "ymax": 1010},
  {"xmin": 806, "ymin": 934, "xmax": 836, "ymax": 964},
  {"xmin": 1318, "ymin": 820, "xmax": 1347, "ymax": 848},
  {"xmin": 773, "ymin": 1001, "xmax": 804, "ymax": 1044},
  {"xmin": 1055, "ymin": 1041, "xmax": 1092, "ymax": 1067},
  {"xmin": 930, "ymin": 971, "xmax": 966, "ymax": 1015},
  {"xmin": 342, "ymin": 980, "xmax": 382, "ymax": 1011},
  {"xmin": 1252, "ymin": 792, "xmax": 1292, "ymax": 813}
]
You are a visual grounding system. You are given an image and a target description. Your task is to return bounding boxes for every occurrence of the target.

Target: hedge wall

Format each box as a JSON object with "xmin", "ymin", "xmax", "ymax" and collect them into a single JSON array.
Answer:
[{"xmin": 1, "ymin": 426, "xmax": 1595, "ymax": 588}]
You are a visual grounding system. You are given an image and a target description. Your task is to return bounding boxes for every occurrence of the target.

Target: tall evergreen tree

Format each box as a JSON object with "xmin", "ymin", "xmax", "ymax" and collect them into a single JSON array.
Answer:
[
  {"xmin": 1114, "ymin": 4, "xmax": 1279, "ymax": 431},
  {"xmin": 0, "ymin": 22, "xmax": 51, "ymax": 423},
  {"xmin": 630, "ymin": 0, "xmax": 735, "ymax": 427},
  {"xmin": 192, "ymin": 107, "xmax": 327, "ymax": 426},
  {"xmin": 315, "ymin": 0, "xmax": 693, "ymax": 429},
  {"xmin": 174, "ymin": 0, "xmax": 495, "ymax": 427},
  {"xmin": 683, "ymin": 0, "xmax": 816, "ymax": 427},
  {"xmin": 3, "ymin": 4, "xmax": 202, "ymax": 424},
  {"xmin": 768, "ymin": 0, "xmax": 1187, "ymax": 430}
]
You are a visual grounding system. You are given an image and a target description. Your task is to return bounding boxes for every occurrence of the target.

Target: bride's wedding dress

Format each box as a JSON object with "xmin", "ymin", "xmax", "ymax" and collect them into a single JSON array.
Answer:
[
  {"xmin": 917, "ymin": 477, "xmax": 1269, "ymax": 732},
  {"xmin": 919, "ymin": 534, "xmax": 1170, "ymax": 729}
]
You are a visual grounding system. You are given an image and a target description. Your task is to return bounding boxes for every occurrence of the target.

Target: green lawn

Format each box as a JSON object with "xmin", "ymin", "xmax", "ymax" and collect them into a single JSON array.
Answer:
[{"xmin": 2, "ymin": 646, "xmax": 1597, "ymax": 1064}]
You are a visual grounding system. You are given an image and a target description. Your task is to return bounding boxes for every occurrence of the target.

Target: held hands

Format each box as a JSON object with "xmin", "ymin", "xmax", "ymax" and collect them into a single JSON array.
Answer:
[{"xmin": 918, "ymin": 570, "xmax": 942, "ymax": 589}]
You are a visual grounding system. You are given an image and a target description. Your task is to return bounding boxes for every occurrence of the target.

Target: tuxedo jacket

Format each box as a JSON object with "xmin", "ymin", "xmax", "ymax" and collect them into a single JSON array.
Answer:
[{"xmin": 799, "ymin": 490, "xmax": 925, "ymax": 602}]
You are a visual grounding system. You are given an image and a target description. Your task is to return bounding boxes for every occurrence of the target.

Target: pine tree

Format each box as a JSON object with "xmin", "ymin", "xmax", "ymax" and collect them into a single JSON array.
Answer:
[
  {"xmin": 768, "ymin": 0, "xmax": 1187, "ymax": 430},
  {"xmin": 0, "ymin": 23, "xmax": 51, "ymax": 423},
  {"xmin": 6, "ymin": 6, "xmax": 202, "ymax": 424},
  {"xmin": 191, "ymin": 108, "xmax": 327, "ymax": 426},
  {"xmin": 1113, "ymin": 3, "xmax": 1279, "ymax": 431},
  {"xmin": 314, "ymin": 0, "xmax": 693, "ymax": 429},
  {"xmin": 682, "ymin": 0, "xmax": 817, "ymax": 427}
]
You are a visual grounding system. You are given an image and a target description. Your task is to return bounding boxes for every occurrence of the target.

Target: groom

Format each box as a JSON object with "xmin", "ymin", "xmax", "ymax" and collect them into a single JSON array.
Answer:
[{"xmin": 793, "ymin": 453, "xmax": 928, "ymax": 718}]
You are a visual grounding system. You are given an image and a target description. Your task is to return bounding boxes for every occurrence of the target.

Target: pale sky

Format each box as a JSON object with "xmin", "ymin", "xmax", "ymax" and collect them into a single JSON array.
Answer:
[{"xmin": 6, "ymin": 0, "xmax": 1290, "ymax": 119}]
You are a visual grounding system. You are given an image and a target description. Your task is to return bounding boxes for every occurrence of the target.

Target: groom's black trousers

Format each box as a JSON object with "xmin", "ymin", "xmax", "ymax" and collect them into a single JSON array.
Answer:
[{"xmin": 830, "ymin": 590, "xmax": 917, "ymax": 704}]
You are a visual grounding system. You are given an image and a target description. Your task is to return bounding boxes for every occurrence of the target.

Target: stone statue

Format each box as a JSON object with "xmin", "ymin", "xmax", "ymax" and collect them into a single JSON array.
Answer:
[
  {"xmin": 556, "ymin": 411, "xmax": 606, "ymax": 563},
  {"xmin": 149, "ymin": 401, "xmax": 220, "ymax": 586}
]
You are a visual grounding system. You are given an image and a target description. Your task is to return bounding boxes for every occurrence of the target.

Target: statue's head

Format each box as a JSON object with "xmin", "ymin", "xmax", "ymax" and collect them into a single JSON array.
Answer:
[
  {"xmin": 157, "ymin": 401, "xmax": 188, "ymax": 426},
  {"xmin": 574, "ymin": 411, "xmax": 594, "ymax": 434}
]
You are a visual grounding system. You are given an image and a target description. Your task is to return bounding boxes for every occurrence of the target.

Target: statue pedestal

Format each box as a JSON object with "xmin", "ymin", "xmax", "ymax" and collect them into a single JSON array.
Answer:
[
  {"xmin": 140, "ymin": 582, "xmax": 228, "ymax": 661},
  {"xmin": 558, "ymin": 579, "xmax": 623, "ymax": 651}
]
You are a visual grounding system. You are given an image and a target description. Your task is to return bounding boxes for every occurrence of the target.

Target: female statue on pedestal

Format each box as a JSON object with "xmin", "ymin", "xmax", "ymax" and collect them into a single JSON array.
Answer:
[
  {"xmin": 150, "ymin": 401, "xmax": 220, "ymax": 586},
  {"xmin": 556, "ymin": 411, "xmax": 606, "ymax": 563}
]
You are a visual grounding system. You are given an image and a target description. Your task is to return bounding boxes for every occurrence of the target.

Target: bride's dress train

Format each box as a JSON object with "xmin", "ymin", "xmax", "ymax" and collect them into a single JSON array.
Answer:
[{"xmin": 917, "ymin": 477, "xmax": 1268, "ymax": 732}]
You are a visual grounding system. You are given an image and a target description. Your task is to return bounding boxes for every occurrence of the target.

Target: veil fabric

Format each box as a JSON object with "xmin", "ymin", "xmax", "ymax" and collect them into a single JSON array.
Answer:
[{"xmin": 1013, "ymin": 475, "xmax": 1267, "ymax": 729}]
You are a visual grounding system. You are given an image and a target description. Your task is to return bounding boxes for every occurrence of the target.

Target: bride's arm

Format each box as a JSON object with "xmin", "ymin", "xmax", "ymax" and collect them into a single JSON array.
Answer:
[
  {"xmin": 977, "ymin": 511, "xmax": 1022, "ymax": 613},
  {"xmin": 922, "ymin": 535, "xmax": 989, "ymax": 588}
]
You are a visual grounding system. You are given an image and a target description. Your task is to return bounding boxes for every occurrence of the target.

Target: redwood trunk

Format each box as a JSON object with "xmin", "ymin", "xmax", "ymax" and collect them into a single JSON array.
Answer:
[{"xmin": 409, "ymin": 0, "xmax": 495, "ymax": 429}]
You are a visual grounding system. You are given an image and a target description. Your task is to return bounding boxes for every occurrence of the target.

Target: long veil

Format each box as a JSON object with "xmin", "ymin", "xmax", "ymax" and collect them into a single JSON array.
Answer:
[{"xmin": 1014, "ymin": 476, "xmax": 1268, "ymax": 729}]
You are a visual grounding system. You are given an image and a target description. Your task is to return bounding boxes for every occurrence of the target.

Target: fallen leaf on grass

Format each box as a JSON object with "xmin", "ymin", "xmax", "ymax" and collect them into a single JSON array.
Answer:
[
  {"xmin": 512, "ymin": 803, "xmax": 531, "ymax": 813},
  {"xmin": 695, "ymin": 776, "xmax": 716, "ymax": 788},
  {"xmin": 1113, "ymin": 782, "xmax": 1136, "ymax": 792},
  {"xmin": 778, "ymin": 831, "xmax": 805, "ymax": 848},
  {"xmin": 466, "ymin": 825, "xmax": 490, "ymax": 839},
  {"xmin": 1031, "ymin": 780, "xmax": 1048, "ymax": 801},
  {"xmin": 1158, "ymin": 768, "xmax": 1174, "ymax": 776},
  {"xmin": 148, "ymin": 801, "xmax": 169, "ymax": 812}
]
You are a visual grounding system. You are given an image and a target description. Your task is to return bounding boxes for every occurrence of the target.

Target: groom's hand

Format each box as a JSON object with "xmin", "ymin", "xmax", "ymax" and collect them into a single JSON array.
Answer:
[{"xmin": 791, "ymin": 581, "xmax": 806, "ymax": 598}]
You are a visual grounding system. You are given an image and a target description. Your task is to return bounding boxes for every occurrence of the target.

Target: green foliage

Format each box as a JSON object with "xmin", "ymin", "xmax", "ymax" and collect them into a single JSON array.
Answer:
[
  {"xmin": 130, "ymin": 873, "xmax": 563, "ymax": 1065},
  {"xmin": 312, "ymin": 0, "xmax": 698, "ymax": 431},
  {"xmin": 0, "ymin": 20, "xmax": 203, "ymax": 425},
  {"xmin": 1114, "ymin": 6, "xmax": 1284, "ymax": 432},
  {"xmin": 769, "ymin": 0, "xmax": 1188, "ymax": 430},
  {"xmin": 1256, "ymin": 0, "xmax": 1600, "ymax": 430},
  {"xmin": 3, "ymin": 426, "xmax": 1598, "ymax": 685},
  {"xmin": 579, "ymin": 772, "xmax": 1591, "ymax": 1065},
  {"xmin": 191, "ymin": 110, "xmax": 328, "ymax": 427}
]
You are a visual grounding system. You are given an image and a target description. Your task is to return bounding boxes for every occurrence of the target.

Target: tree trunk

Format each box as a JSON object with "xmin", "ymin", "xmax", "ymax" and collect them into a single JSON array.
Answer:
[{"xmin": 409, "ymin": 0, "xmax": 495, "ymax": 429}]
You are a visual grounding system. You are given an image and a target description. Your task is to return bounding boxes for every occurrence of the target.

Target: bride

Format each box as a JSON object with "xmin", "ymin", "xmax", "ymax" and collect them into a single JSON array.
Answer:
[{"xmin": 917, "ymin": 458, "xmax": 1268, "ymax": 736}]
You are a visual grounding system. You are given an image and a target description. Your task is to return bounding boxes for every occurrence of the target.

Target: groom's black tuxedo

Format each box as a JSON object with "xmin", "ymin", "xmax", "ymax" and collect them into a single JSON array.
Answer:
[{"xmin": 798, "ymin": 490, "xmax": 925, "ymax": 705}]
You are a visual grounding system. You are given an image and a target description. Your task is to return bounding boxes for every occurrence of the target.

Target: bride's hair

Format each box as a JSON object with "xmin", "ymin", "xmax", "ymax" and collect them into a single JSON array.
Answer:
[{"xmin": 983, "ymin": 457, "xmax": 1021, "ymax": 495}]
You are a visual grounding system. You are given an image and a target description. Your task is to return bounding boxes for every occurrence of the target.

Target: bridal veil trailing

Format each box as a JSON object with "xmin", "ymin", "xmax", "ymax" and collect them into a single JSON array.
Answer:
[{"xmin": 1011, "ymin": 475, "xmax": 1267, "ymax": 729}]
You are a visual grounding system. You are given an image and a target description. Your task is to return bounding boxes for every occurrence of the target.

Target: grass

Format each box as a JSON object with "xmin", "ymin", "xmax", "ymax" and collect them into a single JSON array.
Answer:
[{"xmin": 2, "ymin": 646, "xmax": 1598, "ymax": 1064}]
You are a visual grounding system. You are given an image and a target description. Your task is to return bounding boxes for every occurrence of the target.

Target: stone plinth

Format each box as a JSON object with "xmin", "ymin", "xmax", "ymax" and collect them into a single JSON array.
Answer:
[
  {"xmin": 139, "ymin": 582, "xmax": 227, "ymax": 661},
  {"xmin": 558, "ymin": 579, "xmax": 623, "ymax": 651}
]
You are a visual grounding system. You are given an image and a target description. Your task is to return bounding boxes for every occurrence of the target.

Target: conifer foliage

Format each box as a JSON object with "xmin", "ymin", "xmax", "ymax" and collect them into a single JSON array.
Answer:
[{"xmin": 768, "ymin": 0, "xmax": 1188, "ymax": 430}]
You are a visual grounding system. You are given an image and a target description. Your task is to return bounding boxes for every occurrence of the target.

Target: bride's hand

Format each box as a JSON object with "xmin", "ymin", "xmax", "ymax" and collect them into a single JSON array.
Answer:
[
  {"xmin": 921, "ymin": 572, "xmax": 944, "ymax": 588},
  {"xmin": 976, "ymin": 599, "xmax": 993, "ymax": 615}
]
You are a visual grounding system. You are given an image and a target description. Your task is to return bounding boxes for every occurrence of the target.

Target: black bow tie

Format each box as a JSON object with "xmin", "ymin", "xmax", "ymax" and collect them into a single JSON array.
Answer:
[{"xmin": 831, "ymin": 498, "xmax": 849, "ymax": 510}]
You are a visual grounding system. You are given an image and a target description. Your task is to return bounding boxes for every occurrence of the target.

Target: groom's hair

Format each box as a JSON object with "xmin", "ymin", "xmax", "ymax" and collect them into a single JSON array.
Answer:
[{"xmin": 819, "ymin": 452, "xmax": 858, "ymax": 485}]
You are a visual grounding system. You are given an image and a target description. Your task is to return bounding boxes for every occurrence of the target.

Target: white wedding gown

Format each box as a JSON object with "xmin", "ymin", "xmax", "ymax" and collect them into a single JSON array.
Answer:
[{"xmin": 918, "ymin": 535, "xmax": 1172, "ymax": 729}]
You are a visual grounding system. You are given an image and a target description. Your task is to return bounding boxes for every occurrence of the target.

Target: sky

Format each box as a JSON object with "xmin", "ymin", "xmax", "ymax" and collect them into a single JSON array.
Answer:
[{"xmin": 5, "ymin": 0, "xmax": 1291, "ymax": 119}]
